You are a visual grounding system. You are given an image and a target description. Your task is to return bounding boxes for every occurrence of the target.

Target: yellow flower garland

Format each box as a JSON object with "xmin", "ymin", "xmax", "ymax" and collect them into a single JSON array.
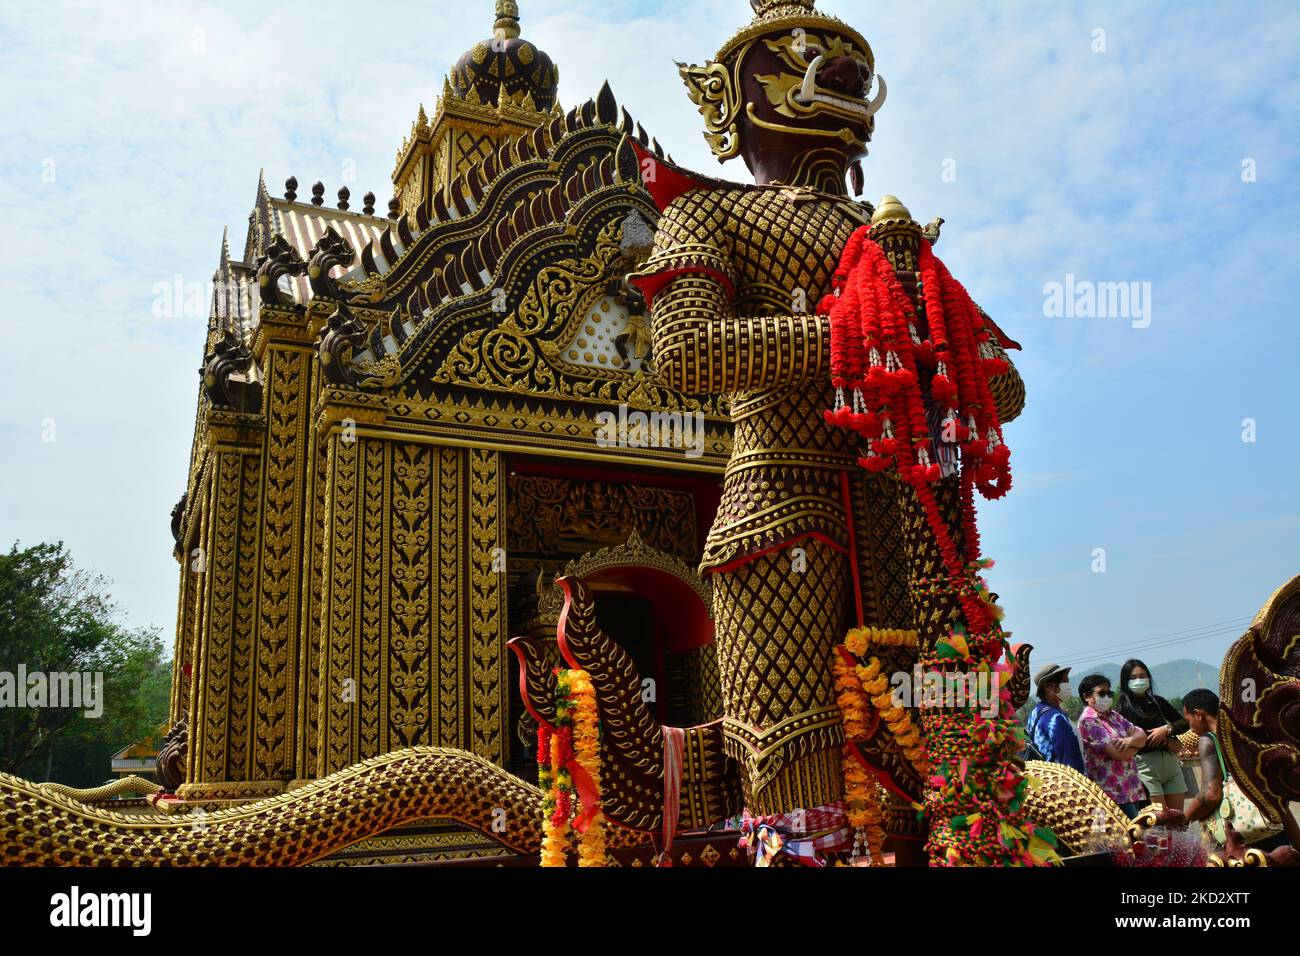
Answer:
[
  {"xmin": 833, "ymin": 652, "xmax": 887, "ymax": 864},
  {"xmin": 842, "ymin": 628, "xmax": 928, "ymax": 775},
  {"xmin": 539, "ymin": 669, "xmax": 607, "ymax": 867},
  {"xmin": 568, "ymin": 670, "xmax": 607, "ymax": 868},
  {"xmin": 845, "ymin": 626, "xmax": 917, "ymax": 655},
  {"xmin": 835, "ymin": 627, "xmax": 934, "ymax": 864}
]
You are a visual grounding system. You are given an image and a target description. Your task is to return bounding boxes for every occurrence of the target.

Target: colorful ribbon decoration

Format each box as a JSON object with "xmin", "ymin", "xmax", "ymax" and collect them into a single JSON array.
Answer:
[
  {"xmin": 658, "ymin": 725, "xmax": 685, "ymax": 866},
  {"xmin": 738, "ymin": 802, "xmax": 852, "ymax": 867}
]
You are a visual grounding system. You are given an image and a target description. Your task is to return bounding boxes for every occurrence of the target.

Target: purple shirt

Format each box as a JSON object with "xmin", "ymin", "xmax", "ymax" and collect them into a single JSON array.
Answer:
[{"xmin": 1077, "ymin": 706, "xmax": 1146, "ymax": 805}]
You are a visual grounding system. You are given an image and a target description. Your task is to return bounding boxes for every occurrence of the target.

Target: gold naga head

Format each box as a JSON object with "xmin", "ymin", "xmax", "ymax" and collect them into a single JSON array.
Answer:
[{"xmin": 678, "ymin": 0, "xmax": 886, "ymax": 166}]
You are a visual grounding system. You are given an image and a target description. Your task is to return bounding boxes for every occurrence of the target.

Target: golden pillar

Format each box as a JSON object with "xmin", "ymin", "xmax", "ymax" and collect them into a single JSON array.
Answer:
[
  {"xmin": 249, "ymin": 309, "xmax": 319, "ymax": 784},
  {"xmin": 179, "ymin": 412, "xmax": 266, "ymax": 799}
]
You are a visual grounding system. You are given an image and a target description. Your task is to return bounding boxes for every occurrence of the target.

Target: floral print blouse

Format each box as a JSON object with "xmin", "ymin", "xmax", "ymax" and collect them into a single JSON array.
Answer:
[{"xmin": 1077, "ymin": 706, "xmax": 1146, "ymax": 805}]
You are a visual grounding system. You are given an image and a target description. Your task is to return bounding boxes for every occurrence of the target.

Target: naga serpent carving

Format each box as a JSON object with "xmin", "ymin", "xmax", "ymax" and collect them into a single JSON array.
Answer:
[
  {"xmin": 510, "ymin": 575, "xmax": 742, "ymax": 838},
  {"xmin": 0, "ymin": 748, "xmax": 635, "ymax": 866},
  {"xmin": 1217, "ymin": 572, "xmax": 1300, "ymax": 850},
  {"xmin": 36, "ymin": 776, "xmax": 162, "ymax": 804}
]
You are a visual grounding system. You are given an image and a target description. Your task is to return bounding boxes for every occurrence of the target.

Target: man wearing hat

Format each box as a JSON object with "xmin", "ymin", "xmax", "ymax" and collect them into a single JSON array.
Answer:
[{"xmin": 1026, "ymin": 664, "xmax": 1085, "ymax": 773}]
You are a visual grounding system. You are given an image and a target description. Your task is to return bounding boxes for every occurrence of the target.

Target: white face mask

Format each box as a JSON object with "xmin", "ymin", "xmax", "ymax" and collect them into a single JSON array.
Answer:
[
  {"xmin": 1129, "ymin": 678, "xmax": 1151, "ymax": 696},
  {"xmin": 1057, "ymin": 682, "xmax": 1072, "ymax": 702},
  {"xmin": 1093, "ymin": 697, "xmax": 1112, "ymax": 713}
]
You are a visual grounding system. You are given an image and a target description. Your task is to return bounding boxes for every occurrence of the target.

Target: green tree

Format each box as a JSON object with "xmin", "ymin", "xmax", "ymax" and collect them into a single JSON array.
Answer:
[{"xmin": 0, "ymin": 541, "xmax": 171, "ymax": 786}]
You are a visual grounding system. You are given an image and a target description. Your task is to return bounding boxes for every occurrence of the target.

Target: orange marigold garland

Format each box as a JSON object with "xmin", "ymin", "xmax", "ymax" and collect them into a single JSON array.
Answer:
[
  {"xmin": 842, "ymin": 627, "xmax": 927, "ymax": 775},
  {"xmin": 567, "ymin": 669, "xmax": 607, "ymax": 867},
  {"xmin": 538, "ymin": 669, "xmax": 606, "ymax": 867},
  {"xmin": 833, "ymin": 640, "xmax": 906, "ymax": 866}
]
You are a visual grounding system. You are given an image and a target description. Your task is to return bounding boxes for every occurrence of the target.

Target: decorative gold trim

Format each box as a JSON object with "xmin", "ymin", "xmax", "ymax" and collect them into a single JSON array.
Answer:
[{"xmin": 540, "ymin": 529, "xmax": 712, "ymax": 617}]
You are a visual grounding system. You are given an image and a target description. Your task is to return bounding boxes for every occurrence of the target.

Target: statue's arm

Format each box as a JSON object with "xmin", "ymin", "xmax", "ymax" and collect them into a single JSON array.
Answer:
[
  {"xmin": 627, "ymin": 194, "xmax": 828, "ymax": 396},
  {"xmin": 647, "ymin": 271, "xmax": 829, "ymax": 395}
]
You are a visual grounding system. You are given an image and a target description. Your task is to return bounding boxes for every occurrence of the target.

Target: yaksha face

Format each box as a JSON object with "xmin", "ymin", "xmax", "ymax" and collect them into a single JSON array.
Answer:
[{"xmin": 680, "ymin": 0, "xmax": 886, "ymax": 185}]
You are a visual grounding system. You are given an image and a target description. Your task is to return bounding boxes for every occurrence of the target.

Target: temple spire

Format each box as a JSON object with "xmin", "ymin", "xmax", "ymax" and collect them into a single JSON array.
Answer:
[{"xmin": 493, "ymin": 0, "xmax": 521, "ymax": 41}]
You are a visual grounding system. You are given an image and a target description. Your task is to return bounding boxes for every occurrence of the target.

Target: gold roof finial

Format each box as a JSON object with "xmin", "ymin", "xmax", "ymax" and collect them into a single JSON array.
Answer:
[
  {"xmin": 871, "ymin": 194, "xmax": 913, "ymax": 225},
  {"xmin": 494, "ymin": 0, "xmax": 521, "ymax": 41},
  {"xmin": 750, "ymin": 0, "xmax": 817, "ymax": 15}
]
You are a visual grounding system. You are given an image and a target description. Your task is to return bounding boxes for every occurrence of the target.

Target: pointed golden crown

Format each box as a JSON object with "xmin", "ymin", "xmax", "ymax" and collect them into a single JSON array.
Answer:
[{"xmin": 718, "ymin": 0, "xmax": 872, "ymax": 68}]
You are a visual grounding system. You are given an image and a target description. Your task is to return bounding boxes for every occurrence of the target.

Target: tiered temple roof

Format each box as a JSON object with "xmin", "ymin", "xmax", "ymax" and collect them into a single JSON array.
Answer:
[{"xmin": 208, "ymin": 173, "xmax": 391, "ymax": 337}]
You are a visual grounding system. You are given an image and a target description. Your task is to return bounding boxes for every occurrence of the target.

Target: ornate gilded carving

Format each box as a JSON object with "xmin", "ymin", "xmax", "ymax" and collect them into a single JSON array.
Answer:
[
  {"xmin": 320, "ymin": 430, "xmax": 359, "ymax": 776},
  {"xmin": 389, "ymin": 443, "xmax": 434, "ymax": 747},
  {"xmin": 1218, "ymin": 573, "xmax": 1300, "ymax": 841},
  {"xmin": 37, "ymin": 776, "xmax": 162, "ymax": 803},
  {"xmin": 468, "ymin": 449, "xmax": 506, "ymax": 763},
  {"xmin": 510, "ymin": 574, "xmax": 741, "ymax": 833},
  {"xmin": 256, "ymin": 235, "xmax": 307, "ymax": 308},
  {"xmin": 678, "ymin": 58, "xmax": 745, "ymax": 161},
  {"xmin": 1021, "ymin": 760, "xmax": 1132, "ymax": 855},
  {"xmin": 308, "ymin": 227, "xmax": 357, "ymax": 300},
  {"xmin": 254, "ymin": 348, "xmax": 307, "ymax": 780},
  {"xmin": 170, "ymin": 493, "xmax": 187, "ymax": 545},
  {"xmin": 507, "ymin": 475, "xmax": 698, "ymax": 561},
  {"xmin": 359, "ymin": 439, "xmax": 386, "ymax": 756},
  {"xmin": 437, "ymin": 448, "xmax": 463, "ymax": 747},
  {"xmin": 202, "ymin": 329, "xmax": 263, "ymax": 412},
  {"xmin": 318, "ymin": 306, "xmax": 404, "ymax": 390},
  {"xmin": 228, "ymin": 451, "xmax": 263, "ymax": 781},
  {"xmin": 156, "ymin": 717, "xmax": 188, "ymax": 793},
  {"xmin": 2, "ymin": 748, "xmax": 650, "ymax": 865},
  {"xmin": 1009, "ymin": 642, "xmax": 1035, "ymax": 711},
  {"xmin": 192, "ymin": 451, "xmax": 240, "ymax": 785},
  {"xmin": 433, "ymin": 218, "xmax": 705, "ymax": 409}
]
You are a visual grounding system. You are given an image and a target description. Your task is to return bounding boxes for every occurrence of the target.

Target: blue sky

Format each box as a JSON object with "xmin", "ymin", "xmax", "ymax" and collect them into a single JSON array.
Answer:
[{"xmin": 0, "ymin": 0, "xmax": 1296, "ymax": 675}]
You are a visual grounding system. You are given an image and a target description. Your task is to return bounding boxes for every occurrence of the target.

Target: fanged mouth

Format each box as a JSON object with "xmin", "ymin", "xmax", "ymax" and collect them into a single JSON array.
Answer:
[
  {"xmin": 801, "ymin": 89, "xmax": 879, "ymax": 120},
  {"xmin": 793, "ymin": 54, "xmax": 887, "ymax": 122}
]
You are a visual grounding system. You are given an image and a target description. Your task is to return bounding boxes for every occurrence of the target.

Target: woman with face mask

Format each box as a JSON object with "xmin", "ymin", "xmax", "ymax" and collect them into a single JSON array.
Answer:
[
  {"xmin": 1116, "ymin": 659, "xmax": 1190, "ymax": 813},
  {"xmin": 1077, "ymin": 674, "xmax": 1148, "ymax": 818}
]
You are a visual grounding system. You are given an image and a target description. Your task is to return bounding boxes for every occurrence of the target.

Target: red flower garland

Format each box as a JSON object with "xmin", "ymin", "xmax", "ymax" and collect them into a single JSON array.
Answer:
[{"xmin": 823, "ymin": 228, "xmax": 1014, "ymax": 636}]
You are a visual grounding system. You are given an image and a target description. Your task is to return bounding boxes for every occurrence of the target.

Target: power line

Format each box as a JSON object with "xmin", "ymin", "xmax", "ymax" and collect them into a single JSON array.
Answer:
[
  {"xmin": 1065, "ymin": 627, "xmax": 1244, "ymax": 669},
  {"xmin": 1061, "ymin": 624, "xmax": 1248, "ymax": 672},
  {"xmin": 1051, "ymin": 615, "xmax": 1252, "ymax": 665},
  {"xmin": 1057, "ymin": 617, "xmax": 1251, "ymax": 664}
]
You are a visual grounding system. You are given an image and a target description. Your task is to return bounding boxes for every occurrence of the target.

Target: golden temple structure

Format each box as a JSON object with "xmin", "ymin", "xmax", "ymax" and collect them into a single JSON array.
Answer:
[{"xmin": 165, "ymin": 1, "xmax": 728, "ymax": 862}]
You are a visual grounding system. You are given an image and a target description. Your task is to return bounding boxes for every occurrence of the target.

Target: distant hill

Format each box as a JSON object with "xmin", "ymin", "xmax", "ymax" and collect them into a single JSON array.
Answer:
[{"xmin": 1076, "ymin": 659, "xmax": 1220, "ymax": 701}]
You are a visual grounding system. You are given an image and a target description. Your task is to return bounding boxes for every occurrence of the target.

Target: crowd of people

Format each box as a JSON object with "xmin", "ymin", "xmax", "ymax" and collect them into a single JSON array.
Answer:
[{"xmin": 1024, "ymin": 659, "xmax": 1289, "ymax": 854}]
